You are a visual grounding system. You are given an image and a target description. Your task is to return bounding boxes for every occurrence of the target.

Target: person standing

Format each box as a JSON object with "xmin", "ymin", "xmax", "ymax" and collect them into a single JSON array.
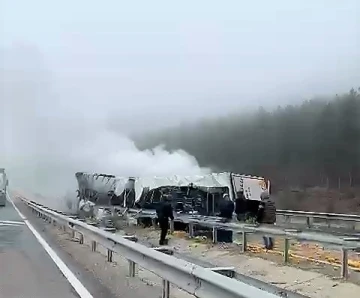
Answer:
[
  {"xmin": 235, "ymin": 191, "xmax": 247, "ymax": 221},
  {"xmin": 257, "ymin": 190, "xmax": 275, "ymax": 250},
  {"xmin": 219, "ymin": 193, "xmax": 235, "ymax": 220},
  {"xmin": 156, "ymin": 195, "xmax": 174, "ymax": 245},
  {"xmin": 217, "ymin": 193, "xmax": 235, "ymax": 243}
]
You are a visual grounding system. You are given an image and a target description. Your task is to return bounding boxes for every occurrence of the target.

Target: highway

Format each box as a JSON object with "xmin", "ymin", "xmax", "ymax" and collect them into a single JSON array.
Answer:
[
  {"xmin": 0, "ymin": 195, "xmax": 115, "ymax": 298},
  {"xmin": 2, "ymin": 193, "xmax": 360, "ymax": 298},
  {"xmin": 0, "ymin": 195, "xmax": 196, "ymax": 298}
]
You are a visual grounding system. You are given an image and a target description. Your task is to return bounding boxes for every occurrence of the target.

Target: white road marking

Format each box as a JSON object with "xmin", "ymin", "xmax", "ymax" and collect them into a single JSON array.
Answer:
[
  {"xmin": 0, "ymin": 223, "xmax": 25, "ymax": 227},
  {"xmin": 6, "ymin": 193, "xmax": 94, "ymax": 298},
  {"xmin": 0, "ymin": 220, "xmax": 25, "ymax": 225}
]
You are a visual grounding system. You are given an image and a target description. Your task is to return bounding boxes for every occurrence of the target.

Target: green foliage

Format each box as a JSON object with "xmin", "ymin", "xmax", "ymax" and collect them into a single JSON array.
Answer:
[{"xmin": 135, "ymin": 88, "xmax": 360, "ymax": 189}]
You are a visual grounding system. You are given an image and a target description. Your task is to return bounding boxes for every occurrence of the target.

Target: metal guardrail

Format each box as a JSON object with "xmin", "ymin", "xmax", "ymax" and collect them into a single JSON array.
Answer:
[
  {"xmin": 126, "ymin": 207, "xmax": 360, "ymax": 225},
  {"xmin": 121, "ymin": 208, "xmax": 360, "ymax": 279},
  {"xmin": 277, "ymin": 210, "xmax": 360, "ymax": 220},
  {"xmin": 20, "ymin": 197, "xmax": 284, "ymax": 298},
  {"xmin": 276, "ymin": 210, "xmax": 360, "ymax": 227},
  {"xmin": 102, "ymin": 205, "xmax": 360, "ymax": 229}
]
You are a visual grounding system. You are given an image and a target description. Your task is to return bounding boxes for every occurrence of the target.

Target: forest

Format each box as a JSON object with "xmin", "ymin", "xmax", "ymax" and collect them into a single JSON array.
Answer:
[{"xmin": 134, "ymin": 88, "xmax": 360, "ymax": 212}]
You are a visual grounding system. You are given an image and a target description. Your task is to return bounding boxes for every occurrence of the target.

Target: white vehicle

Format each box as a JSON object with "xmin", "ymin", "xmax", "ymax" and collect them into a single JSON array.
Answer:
[
  {"xmin": 75, "ymin": 171, "xmax": 275, "ymax": 223},
  {"xmin": 0, "ymin": 190, "xmax": 6, "ymax": 207},
  {"xmin": 0, "ymin": 168, "xmax": 7, "ymax": 207}
]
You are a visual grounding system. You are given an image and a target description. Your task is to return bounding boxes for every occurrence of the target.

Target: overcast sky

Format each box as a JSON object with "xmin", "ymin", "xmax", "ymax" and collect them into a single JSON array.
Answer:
[{"xmin": 1, "ymin": 0, "xmax": 359, "ymax": 206}]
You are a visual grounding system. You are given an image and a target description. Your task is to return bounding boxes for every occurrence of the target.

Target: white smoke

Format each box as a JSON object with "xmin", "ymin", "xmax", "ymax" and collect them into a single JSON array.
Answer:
[{"xmin": 0, "ymin": 44, "xmax": 210, "ymax": 210}]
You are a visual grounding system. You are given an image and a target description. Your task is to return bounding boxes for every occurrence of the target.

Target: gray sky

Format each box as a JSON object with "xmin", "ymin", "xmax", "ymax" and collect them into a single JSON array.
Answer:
[{"xmin": 1, "ymin": 0, "xmax": 359, "ymax": 206}]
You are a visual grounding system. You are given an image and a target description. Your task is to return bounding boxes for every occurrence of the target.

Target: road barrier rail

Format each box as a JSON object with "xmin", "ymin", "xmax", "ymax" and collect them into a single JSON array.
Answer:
[
  {"xmin": 118, "ymin": 207, "xmax": 360, "ymax": 279},
  {"xmin": 22, "ymin": 197, "xmax": 360, "ymax": 281},
  {"xmin": 19, "ymin": 197, "xmax": 285, "ymax": 298},
  {"xmin": 128, "ymin": 207, "xmax": 360, "ymax": 229},
  {"xmin": 276, "ymin": 209, "xmax": 360, "ymax": 229}
]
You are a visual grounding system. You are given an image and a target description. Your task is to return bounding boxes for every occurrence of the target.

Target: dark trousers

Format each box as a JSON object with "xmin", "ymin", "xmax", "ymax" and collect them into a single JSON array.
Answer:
[
  {"xmin": 159, "ymin": 218, "xmax": 169, "ymax": 245},
  {"xmin": 263, "ymin": 236, "xmax": 274, "ymax": 249}
]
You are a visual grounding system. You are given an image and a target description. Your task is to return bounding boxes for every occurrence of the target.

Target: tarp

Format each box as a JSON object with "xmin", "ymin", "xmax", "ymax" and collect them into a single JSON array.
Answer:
[
  {"xmin": 76, "ymin": 172, "xmax": 126, "ymax": 195},
  {"xmin": 130, "ymin": 172, "xmax": 234, "ymax": 202},
  {"xmin": 76, "ymin": 171, "xmax": 268, "ymax": 204}
]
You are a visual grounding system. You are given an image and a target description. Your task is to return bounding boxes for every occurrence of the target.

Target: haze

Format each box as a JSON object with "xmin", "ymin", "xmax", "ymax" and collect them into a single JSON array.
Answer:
[{"xmin": 1, "ymin": 0, "xmax": 359, "ymax": 208}]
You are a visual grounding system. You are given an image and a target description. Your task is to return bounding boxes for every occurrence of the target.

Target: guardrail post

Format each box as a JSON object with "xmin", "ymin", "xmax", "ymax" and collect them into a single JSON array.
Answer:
[
  {"xmin": 128, "ymin": 260, "xmax": 136, "ymax": 277},
  {"xmin": 326, "ymin": 219, "xmax": 331, "ymax": 228},
  {"xmin": 71, "ymin": 229, "xmax": 75, "ymax": 239},
  {"xmin": 285, "ymin": 215, "xmax": 290, "ymax": 223},
  {"xmin": 79, "ymin": 233, "xmax": 84, "ymax": 244},
  {"xmin": 107, "ymin": 249, "xmax": 113, "ymax": 262},
  {"xmin": 241, "ymin": 231, "xmax": 247, "ymax": 253},
  {"xmin": 91, "ymin": 240, "xmax": 97, "ymax": 252},
  {"xmin": 341, "ymin": 248, "xmax": 349, "ymax": 279},
  {"xmin": 188, "ymin": 223, "xmax": 194, "ymax": 237},
  {"xmin": 212, "ymin": 227, "xmax": 218, "ymax": 243},
  {"xmin": 151, "ymin": 218, "xmax": 157, "ymax": 228},
  {"xmin": 306, "ymin": 217, "xmax": 311, "ymax": 228},
  {"xmin": 162, "ymin": 279, "xmax": 170, "ymax": 298},
  {"xmin": 169, "ymin": 220, "xmax": 174, "ymax": 234},
  {"xmin": 284, "ymin": 238, "xmax": 290, "ymax": 263}
]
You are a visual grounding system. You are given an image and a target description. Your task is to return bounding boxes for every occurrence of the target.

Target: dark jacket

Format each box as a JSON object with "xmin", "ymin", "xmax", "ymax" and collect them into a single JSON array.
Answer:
[
  {"xmin": 257, "ymin": 199, "xmax": 276, "ymax": 224},
  {"xmin": 235, "ymin": 193, "xmax": 247, "ymax": 215},
  {"xmin": 156, "ymin": 201, "xmax": 174, "ymax": 221},
  {"xmin": 256, "ymin": 201, "xmax": 265, "ymax": 222},
  {"xmin": 219, "ymin": 199, "xmax": 235, "ymax": 219}
]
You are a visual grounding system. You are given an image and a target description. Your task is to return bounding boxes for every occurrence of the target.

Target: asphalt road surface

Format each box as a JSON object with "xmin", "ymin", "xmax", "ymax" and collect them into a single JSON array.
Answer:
[{"xmin": 0, "ymin": 195, "xmax": 116, "ymax": 298}]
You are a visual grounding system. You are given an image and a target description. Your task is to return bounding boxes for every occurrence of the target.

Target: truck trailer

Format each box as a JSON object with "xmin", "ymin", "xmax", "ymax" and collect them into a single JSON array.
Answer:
[{"xmin": 75, "ymin": 171, "xmax": 276, "ymax": 224}]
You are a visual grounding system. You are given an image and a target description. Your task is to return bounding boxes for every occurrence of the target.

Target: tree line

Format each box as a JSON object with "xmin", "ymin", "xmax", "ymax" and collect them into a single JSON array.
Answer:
[{"xmin": 134, "ymin": 88, "xmax": 360, "ymax": 192}]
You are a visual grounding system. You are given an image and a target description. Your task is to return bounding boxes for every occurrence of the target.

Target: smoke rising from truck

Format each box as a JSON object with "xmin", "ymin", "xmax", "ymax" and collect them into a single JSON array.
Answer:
[{"xmin": 0, "ymin": 44, "xmax": 209, "ymax": 210}]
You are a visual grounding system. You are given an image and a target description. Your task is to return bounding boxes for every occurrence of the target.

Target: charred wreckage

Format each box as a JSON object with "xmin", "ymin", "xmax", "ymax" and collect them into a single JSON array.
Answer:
[{"xmin": 74, "ymin": 171, "xmax": 276, "ymax": 225}]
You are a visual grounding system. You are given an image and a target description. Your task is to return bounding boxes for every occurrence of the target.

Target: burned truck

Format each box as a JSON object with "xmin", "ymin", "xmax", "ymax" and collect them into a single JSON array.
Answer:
[
  {"xmin": 130, "ymin": 173, "xmax": 275, "ymax": 223},
  {"xmin": 0, "ymin": 168, "xmax": 8, "ymax": 207},
  {"xmin": 75, "ymin": 172, "xmax": 135, "ymax": 207},
  {"xmin": 75, "ymin": 172, "xmax": 276, "ymax": 224}
]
